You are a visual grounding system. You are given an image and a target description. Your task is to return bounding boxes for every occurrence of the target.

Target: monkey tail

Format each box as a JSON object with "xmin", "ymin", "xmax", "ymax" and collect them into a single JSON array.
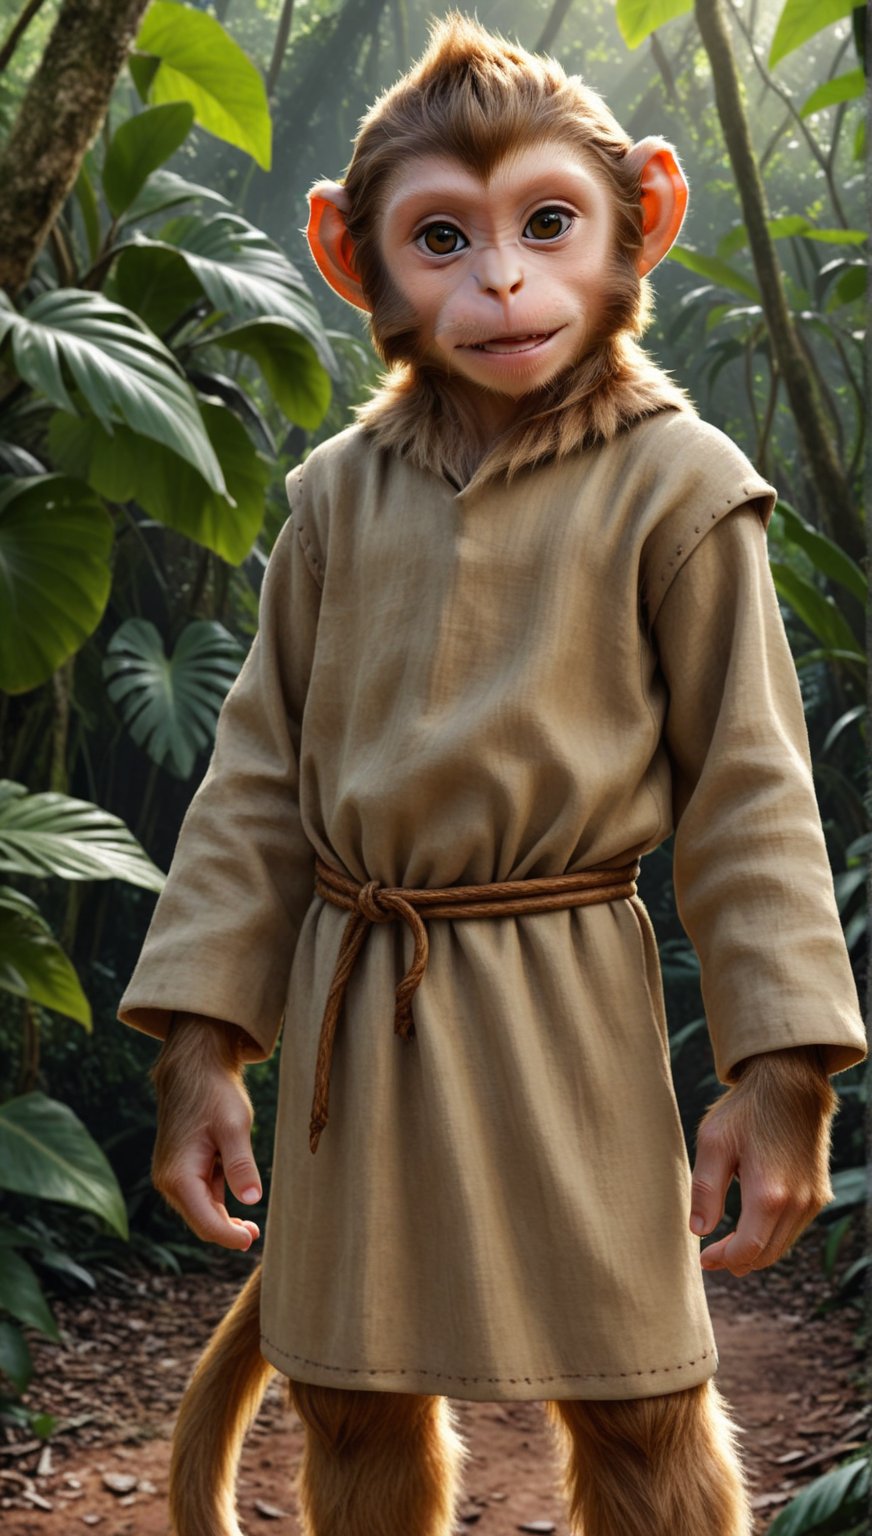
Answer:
[{"xmin": 169, "ymin": 1263, "xmax": 274, "ymax": 1536}]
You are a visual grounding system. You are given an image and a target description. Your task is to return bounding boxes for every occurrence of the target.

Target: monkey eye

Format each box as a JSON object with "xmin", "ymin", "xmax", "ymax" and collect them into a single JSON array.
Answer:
[
  {"xmin": 417, "ymin": 223, "xmax": 468, "ymax": 256},
  {"xmin": 524, "ymin": 207, "xmax": 573, "ymax": 241}
]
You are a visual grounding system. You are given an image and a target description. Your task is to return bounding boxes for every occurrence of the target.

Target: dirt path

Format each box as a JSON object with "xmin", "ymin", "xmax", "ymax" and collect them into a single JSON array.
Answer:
[{"xmin": 1, "ymin": 1229, "xmax": 867, "ymax": 1534}]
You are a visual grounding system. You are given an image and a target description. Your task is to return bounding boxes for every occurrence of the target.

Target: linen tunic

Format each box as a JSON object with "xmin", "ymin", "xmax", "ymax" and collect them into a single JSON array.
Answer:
[{"xmin": 118, "ymin": 405, "xmax": 867, "ymax": 1402}]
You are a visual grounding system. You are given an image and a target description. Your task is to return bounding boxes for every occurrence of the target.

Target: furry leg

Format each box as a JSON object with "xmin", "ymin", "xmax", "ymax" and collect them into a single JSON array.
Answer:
[
  {"xmin": 544, "ymin": 1379, "xmax": 752, "ymax": 1536},
  {"xmin": 288, "ymin": 1379, "xmax": 469, "ymax": 1536}
]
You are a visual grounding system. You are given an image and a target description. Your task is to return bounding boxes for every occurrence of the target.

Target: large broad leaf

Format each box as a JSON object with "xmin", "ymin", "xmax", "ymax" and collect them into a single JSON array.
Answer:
[
  {"xmin": 122, "ymin": 215, "xmax": 336, "ymax": 371},
  {"xmin": 200, "ymin": 319, "xmax": 332, "ymax": 429},
  {"xmin": 0, "ymin": 1319, "xmax": 32, "ymax": 1393},
  {"xmin": 134, "ymin": 1, "xmax": 271, "ymax": 169},
  {"xmin": 50, "ymin": 399, "xmax": 271, "ymax": 563},
  {"xmin": 667, "ymin": 246, "xmax": 759, "ymax": 301},
  {"xmin": 0, "ymin": 475, "xmax": 113, "ymax": 695},
  {"xmin": 770, "ymin": 563, "xmax": 860, "ymax": 653},
  {"xmin": 0, "ymin": 289, "xmax": 225, "ymax": 495},
  {"xmin": 0, "ymin": 780, "xmax": 165, "ymax": 890},
  {"xmin": 103, "ymin": 618, "xmax": 243, "ymax": 779},
  {"xmin": 768, "ymin": 1454, "xmax": 868, "ymax": 1534},
  {"xmin": 769, "ymin": 0, "xmax": 856, "ymax": 69},
  {"xmin": 0, "ymin": 1248, "xmax": 58, "ymax": 1339},
  {"xmin": 110, "ymin": 242, "xmax": 204, "ymax": 338},
  {"xmin": 103, "ymin": 101, "xmax": 195, "ymax": 217},
  {"xmin": 719, "ymin": 217, "xmax": 868, "ymax": 259},
  {"xmin": 773, "ymin": 500, "xmax": 866, "ymax": 602},
  {"xmin": 0, "ymin": 1092, "xmax": 128, "ymax": 1239},
  {"xmin": 0, "ymin": 889, "xmax": 91, "ymax": 1026},
  {"xmin": 615, "ymin": 0, "xmax": 692, "ymax": 48},
  {"xmin": 801, "ymin": 68, "xmax": 865, "ymax": 116},
  {"xmin": 122, "ymin": 168, "xmax": 231, "ymax": 225}
]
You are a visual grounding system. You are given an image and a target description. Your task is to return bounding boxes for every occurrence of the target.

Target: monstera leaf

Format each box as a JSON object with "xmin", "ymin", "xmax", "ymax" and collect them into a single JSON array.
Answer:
[
  {"xmin": 0, "ymin": 887, "xmax": 91, "ymax": 1025},
  {"xmin": 103, "ymin": 618, "xmax": 243, "ymax": 778}
]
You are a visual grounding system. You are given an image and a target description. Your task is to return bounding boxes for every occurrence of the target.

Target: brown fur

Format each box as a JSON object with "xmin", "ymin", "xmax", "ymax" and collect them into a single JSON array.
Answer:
[
  {"xmin": 546, "ymin": 1380, "xmax": 753, "ymax": 1535},
  {"xmin": 288, "ymin": 1379, "xmax": 469, "ymax": 1535},
  {"xmin": 335, "ymin": 12, "xmax": 691, "ymax": 492}
]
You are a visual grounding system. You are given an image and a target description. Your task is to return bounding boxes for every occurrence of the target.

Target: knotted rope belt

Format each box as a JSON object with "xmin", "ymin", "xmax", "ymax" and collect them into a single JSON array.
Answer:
[{"xmin": 309, "ymin": 854, "xmax": 641, "ymax": 1154}]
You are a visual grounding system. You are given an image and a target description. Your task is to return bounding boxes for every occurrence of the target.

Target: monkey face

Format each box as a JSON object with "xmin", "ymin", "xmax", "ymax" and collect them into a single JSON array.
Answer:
[{"xmin": 377, "ymin": 138, "xmax": 617, "ymax": 403}]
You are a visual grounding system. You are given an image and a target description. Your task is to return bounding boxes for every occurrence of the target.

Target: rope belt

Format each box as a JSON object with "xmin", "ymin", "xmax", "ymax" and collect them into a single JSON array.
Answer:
[{"xmin": 309, "ymin": 854, "xmax": 641, "ymax": 1154}]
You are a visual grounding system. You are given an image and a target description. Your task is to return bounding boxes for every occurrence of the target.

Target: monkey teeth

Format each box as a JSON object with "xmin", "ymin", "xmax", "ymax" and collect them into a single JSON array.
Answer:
[{"xmin": 469, "ymin": 332, "xmax": 553, "ymax": 353}]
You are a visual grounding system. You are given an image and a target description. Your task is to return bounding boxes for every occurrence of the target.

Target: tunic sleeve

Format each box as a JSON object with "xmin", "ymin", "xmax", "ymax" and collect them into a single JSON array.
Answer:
[
  {"xmin": 117, "ymin": 469, "xmax": 320, "ymax": 1063},
  {"xmin": 652, "ymin": 503, "xmax": 867, "ymax": 1084}
]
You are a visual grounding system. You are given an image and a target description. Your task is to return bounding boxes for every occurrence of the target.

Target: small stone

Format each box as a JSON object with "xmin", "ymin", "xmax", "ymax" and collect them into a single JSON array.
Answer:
[
  {"xmin": 254, "ymin": 1500, "xmax": 287, "ymax": 1519},
  {"xmin": 518, "ymin": 1524, "xmax": 557, "ymax": 1534},
  {"xmin": 102, "ymin": 1473, "xmax": 138, "ymax": 1496},
  {"xmin": 459, "ymin": 1511, "xmax": 482, "ymax": 1525},
  {"xmin": 82, "ymin": 1517, "xmax": 102, "ymax": 1527},
  {"xmin": 138, "ymin": 1479, "xmax": 158, "ymax": 1495}
]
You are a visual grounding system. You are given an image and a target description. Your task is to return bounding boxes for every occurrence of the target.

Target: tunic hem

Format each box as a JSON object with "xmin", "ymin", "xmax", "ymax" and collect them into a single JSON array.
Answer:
[{"xmin": 260, "ymin": 1333, "xmax": 719, "ymax": 1403}]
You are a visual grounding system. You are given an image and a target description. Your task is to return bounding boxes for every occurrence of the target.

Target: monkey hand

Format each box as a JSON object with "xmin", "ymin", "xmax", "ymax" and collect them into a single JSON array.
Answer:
[
  {"xmin": 150, "ymin": 1013, "xmax": 263, "ymax": 1252},
  {"xmin": 689, "ymin": 1044, "xmax": 838, "ymax": 1277}
]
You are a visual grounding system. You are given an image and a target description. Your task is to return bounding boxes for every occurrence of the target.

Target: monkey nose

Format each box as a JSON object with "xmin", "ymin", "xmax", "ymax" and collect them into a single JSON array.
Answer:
[{"xmin": 477, "ymin": 254, "xmax": 524, "ymax": 299}]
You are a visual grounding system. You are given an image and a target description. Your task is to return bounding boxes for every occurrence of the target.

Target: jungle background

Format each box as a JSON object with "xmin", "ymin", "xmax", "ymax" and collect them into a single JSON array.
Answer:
[{"xmin": 0, "ymin": 0, "xmax": 868, "ymax": 1532}]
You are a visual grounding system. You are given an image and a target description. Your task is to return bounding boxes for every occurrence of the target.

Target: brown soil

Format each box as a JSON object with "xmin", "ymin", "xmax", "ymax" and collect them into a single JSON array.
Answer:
[{"xmin": 1, "ymin": 1229, "xmax": 867, "ymax": 1535}]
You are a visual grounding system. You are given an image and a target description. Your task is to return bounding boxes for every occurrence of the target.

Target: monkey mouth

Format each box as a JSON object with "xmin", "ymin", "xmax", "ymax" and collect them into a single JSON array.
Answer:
[{"xmin": 463, "ymin": 329, "xmax": 560, "ymax": 355}]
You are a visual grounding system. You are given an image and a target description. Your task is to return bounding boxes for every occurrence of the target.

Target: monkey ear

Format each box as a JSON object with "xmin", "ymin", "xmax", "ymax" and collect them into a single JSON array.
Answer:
[
  {"xmin": 306, "ymin": 180, "xmax": 372, "ymax": 313},
  {"xmin": 627, "ymin": 138, "xmax": 689, "ymax": 276}
]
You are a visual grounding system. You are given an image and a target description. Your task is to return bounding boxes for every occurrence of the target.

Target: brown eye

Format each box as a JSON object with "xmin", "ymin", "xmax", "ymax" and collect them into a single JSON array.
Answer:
[
  {"xmin": 524, "ymin": 208, "xmax": 571, "ymax": 241},
  {"xmin": 419, "ymin": 223, "xmax": 467, "ymax": 255}
]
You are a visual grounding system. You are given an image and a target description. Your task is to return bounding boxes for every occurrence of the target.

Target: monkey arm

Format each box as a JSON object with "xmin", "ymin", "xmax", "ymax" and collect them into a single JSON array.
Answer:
[
  {"xmin": 651, "ymin": 502, "xmax": 866, "ymax": 1088},
  {"xmin": 651, "ymin": 504, "xmax": 863, "ymax": 1274},
  {"xmin": 117, "ymin": 474, "xmax": 321, "ymax": 1063}
]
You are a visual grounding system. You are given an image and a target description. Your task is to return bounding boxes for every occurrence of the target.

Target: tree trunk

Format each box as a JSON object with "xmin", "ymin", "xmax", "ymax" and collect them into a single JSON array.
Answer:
[
  {"xmin": 266, "ymin": 0, "xmax": 295, "ymax": 99},
  {"xmin": 535, "ymin": 0, "xmax": 574, "ymax": 55},
  {"xmin": 694, "ymin": 0, "xmax": 861, "ymax": 560},
  {"xmin": 0, "ymin": 0, "xmax": 151, "ymax": 297}
]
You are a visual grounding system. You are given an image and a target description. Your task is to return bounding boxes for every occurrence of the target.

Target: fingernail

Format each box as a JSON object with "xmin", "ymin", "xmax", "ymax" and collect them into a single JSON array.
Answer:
[
  {"xmin": 691, "ymin": 1215, "xmax": 706, "ymax": 1234},
  {"xmin": 240, "ymin": 1187, "xmax": 260, "ymax": 1204}
]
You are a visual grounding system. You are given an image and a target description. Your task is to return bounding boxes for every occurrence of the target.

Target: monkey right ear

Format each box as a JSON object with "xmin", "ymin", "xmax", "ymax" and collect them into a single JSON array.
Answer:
[{"xmin": 306, "ymin": 181, "xmax": 371, "ymax": 312}]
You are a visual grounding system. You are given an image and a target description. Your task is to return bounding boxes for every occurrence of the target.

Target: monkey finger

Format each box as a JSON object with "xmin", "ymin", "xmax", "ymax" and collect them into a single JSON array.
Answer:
[{"xmin": 171, "ymin": 1173, "xmax": 260, "ymax": 1250}]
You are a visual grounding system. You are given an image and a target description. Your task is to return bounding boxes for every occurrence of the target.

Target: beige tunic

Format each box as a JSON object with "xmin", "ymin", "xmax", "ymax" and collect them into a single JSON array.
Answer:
[{"xmin": 118, "ymin": 406, "xmax": 866, "ymax": 1402}]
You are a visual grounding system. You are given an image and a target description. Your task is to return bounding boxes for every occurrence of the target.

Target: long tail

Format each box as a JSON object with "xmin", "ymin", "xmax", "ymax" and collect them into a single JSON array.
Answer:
[{"xmin": 169, "ymin": 1263, "xmax": 275, "ymax": 1536}]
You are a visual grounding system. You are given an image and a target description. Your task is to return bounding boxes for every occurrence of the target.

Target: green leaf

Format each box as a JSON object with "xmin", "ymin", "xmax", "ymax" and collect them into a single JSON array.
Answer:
[
  {"xmin": 0, "ymin": 1092, "xmax": 128, "ymax": 1239},
  {"xmin": 0, "ymin": 1248, "xmax": 59, "ymax": 1339},
  {"xmin": 770, "ymin": 563, "xmax": 860, "ymax": 652},
  {"xmin": 667, "ymin": 246, "xmax": 759, "ymax": 301},
  {"xmin": 615, "ymin": 0, "xmax": 692, "ymax": 49},
  {"xmin": 0, "ymin": 289, "xmax": 225, "ymax": 495},
  {"xmin": 831, "ymin": 263, "xmax": 867, "ymax": 306},
  {"xmin": 801, "ymin": 68, "xmax": 865, "ymax": 115},
  {"xmin": 769, "ymin": 0, "xmax": 856, "ymax": 69},
  {"xmin": 125, "ymin": 215, "xmax": 336, "ymax": 371},
  {"xmin": 74, "ymin": 161, "xmax": 100, "ymax": 264},
  {"xmin": 103, "ymin": 101, "xmax": 195, "ymax": 217},
  {"xmin": 50, "ymin": 399, "xmax": 271, "ymax": 564},
  {"xmin": 134, "ymin": 1, "xmax": 272, "ymax": 169},
  {"xmin": 767, "ymin": 1453, "xmax": 869, "ymax": 1534},
  {"xmin": 0, "ymin": 1320, "xmax": 32, "ymax": 1393},
  {"xmin": 772, "ymin": 501, "xmax": 866, "ymax": 601},
  {"xmin": 718, "ymin": 217, "xmax": 867, "ymax": 258},
  {"xmin": 0, "ymin": 475, "xmax": 113, "ymax": 695},
  {"xmin": 203, "ymin": 319, "xmax": 332, "ymax": 429},
  {"xmin": 0, "ymin": 780, "xmax": 165, "ymax": 891},
  {"xmin": 827, "ymin": 1165, "xmax": 867, "ymax": 1211},
  {"xmin": 103, "ymin": 618, "xmax": 243, "ymax": 779},
  {"xmin": 822, "ymin": 705, "xmax": 865, "ymax": 753},
  {"xmin": 111, "ymin": 242, "xmax": 204, "ymax": 337},
  {"xmin": 0, "ymin": 901, "xmax": 92, "ymax": 1026},
  {"xmin": 833, "ymin": 866, "xmax": 866, "ymax": 911},
  {"xmin": 122, "ymin": 168, "xmax": 231, "ymax": 225}
]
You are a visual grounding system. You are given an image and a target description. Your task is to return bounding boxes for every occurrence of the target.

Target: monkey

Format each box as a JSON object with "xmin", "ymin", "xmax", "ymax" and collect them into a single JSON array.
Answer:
[{"xmin": 121, "ymin": 14, "xmax": 867, "ymax": 1536}]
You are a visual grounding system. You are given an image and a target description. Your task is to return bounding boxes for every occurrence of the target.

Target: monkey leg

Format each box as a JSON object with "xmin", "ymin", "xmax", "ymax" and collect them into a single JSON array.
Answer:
[
  {"xmin": 288, "ymin": 1378, "xmax": 469, "ymax": 1536},
  {"xmin": 544, "ymin": 1379, "xmax": 752, "ymax": 1536}
]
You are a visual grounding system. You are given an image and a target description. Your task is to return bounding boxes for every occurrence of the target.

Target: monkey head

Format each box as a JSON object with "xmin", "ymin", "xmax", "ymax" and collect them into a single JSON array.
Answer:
[{"xmin": 305, "ymin": 12, "xmax": 688, "ymax": 412}]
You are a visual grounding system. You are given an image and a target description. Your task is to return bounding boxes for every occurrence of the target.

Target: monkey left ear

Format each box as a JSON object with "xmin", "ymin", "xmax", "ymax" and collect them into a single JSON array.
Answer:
[
  {"xmin": 306, "ymin": 180, "xmax": 372, "ymax": 313},
  {"xmin": 627, "ymin": 138, "xmax": 689, "ymax": 276}
]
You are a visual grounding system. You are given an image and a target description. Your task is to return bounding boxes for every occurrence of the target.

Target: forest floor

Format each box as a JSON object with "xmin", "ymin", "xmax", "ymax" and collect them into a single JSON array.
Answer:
[{"xmin": 0, "ymin": 1225, "xmax": 868, "ymax": 1536}]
